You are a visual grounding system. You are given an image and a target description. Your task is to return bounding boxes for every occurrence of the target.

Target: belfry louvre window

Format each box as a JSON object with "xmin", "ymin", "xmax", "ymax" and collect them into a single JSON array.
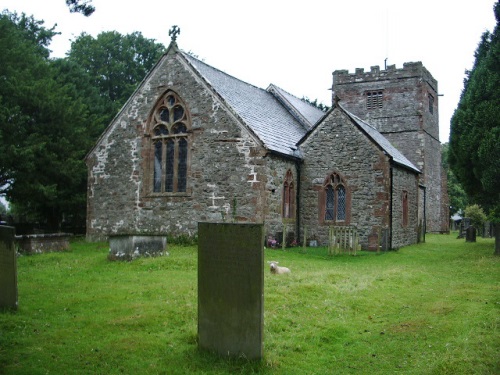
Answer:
[
  {"xmin": 366, "ymin": 90, "xmax": 383, "ymax": 109},
  {"xmin": 323, "ymin": 173, "xmax": 348, "ymax": 223},
  {"xmin": 283, "ymin": 170, "xmax": 295, "ymax": 219},
  {"xmin": 150, "ymin": 91, "xmax": 190, "ymax": 194}
]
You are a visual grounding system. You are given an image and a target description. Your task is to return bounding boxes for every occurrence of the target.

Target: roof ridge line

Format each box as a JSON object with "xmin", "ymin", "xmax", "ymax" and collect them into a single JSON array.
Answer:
[
  {"xmin": 180, "ymin": 50, "xmax": 268, "ymax": 93},
  {"xmin": 267, "ymin": 84, "xmax": 312, "ymax": 131}
]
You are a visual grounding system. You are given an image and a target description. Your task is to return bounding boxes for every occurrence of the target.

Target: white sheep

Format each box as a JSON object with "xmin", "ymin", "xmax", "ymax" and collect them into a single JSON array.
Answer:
[{"xmin": 268, "ymin": 261, "xmax": 291, "ymax": 275}]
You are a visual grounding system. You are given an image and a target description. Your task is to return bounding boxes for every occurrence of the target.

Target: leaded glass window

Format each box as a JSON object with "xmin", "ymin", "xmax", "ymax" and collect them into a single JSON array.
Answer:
[
  {"xmin": 323, "ymin": 172, "xmax": 348, "ymax": 223},
  {"xmin": 325, "ymin": 186, "xmax": 335, "ymax": 221},
  {"xmin": 337, "ymin": 185, "xmax": 346, "ymax": 221},
  {"xmin": 150, "ymin": 91, "xmax": 190, "ymax": 194}
]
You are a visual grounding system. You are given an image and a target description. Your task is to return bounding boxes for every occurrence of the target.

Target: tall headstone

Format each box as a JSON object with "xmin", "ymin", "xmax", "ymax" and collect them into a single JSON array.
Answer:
[
  {"xmin": 198, "ymin": 222, "xmax": 264, "ymax": 360},
  {"xmin": 0, "ymin": 226, "xmax": 18, "ymax": 310}
]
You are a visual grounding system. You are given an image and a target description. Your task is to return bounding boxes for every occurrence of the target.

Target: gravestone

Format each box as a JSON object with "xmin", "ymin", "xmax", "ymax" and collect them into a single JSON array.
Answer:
[
  {"xmin": 483, "ymin": 222, "xmax": 492, "ymax": 238},
  {"xmin": 198, "ymin": 222, "xmax": 264, "ymax": 360},
  {"xmin": 466, "ymin": 225, "xmax": 476, "ymax": 243},
  {"xmin": 0, "ymin": 226, "xmax": 18, "ymax": 310}
]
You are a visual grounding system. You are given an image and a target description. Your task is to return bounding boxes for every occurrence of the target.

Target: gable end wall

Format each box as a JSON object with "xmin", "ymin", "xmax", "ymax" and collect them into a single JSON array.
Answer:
[
  {"xmin": 86, "ymin": 52, "xmax": 270, "ymax": 241},
  {"xmin": 299, "ymin": 108, "xmax": 396, "ymax": 249}
]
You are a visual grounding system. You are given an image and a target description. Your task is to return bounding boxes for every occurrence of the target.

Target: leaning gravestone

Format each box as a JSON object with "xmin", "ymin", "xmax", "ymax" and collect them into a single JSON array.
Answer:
[
  {"xmin": 0, "ymin": 226, "xmax": 18, "ymax": 310},
  {"xmin": 198, "ymin": 222, "xmax": 264, "ymax": 360}
]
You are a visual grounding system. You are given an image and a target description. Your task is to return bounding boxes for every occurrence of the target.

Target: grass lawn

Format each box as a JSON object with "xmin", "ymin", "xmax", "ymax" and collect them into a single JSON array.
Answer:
[{"xmin": 0, "ymin": 233, "xmax": 498, "ymax": 374}]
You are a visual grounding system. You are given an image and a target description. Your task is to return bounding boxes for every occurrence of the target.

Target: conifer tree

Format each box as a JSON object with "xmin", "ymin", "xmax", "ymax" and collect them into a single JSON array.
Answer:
[{"xmin": 449, "ymin": 1, "xmax": 500, "ymax": 254}]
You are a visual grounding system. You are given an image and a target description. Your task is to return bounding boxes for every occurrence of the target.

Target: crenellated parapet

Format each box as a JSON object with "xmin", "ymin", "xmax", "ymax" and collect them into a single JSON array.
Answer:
[{"xmin": 333, "ymin": 62, "xmax": 437, "ymax": 93}]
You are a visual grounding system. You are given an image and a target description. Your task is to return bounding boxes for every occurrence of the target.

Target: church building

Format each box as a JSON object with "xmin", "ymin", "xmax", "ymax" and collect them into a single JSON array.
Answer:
[{"xmin": 86, "ymin": 33, "xmax": 447, "ymax": 250}]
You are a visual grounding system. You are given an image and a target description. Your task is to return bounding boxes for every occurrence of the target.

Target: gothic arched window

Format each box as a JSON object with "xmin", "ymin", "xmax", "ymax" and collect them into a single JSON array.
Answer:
[
  {"xmin": 282, "ymin": 170, "xmax": 295, "ymax": 219},
  {"xmin": 322, "ymin": 172, "xmax": 349, "ymax": 223},
  {"xmin": 150, "ymin": 91, "xmax": 190, "ymax": 194}
]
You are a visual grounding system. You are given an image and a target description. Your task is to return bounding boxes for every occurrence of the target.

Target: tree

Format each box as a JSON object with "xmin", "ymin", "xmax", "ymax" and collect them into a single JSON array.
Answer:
[
  {"xmin": 0, "ymin": 11, "xmax": 106, "ymax": 230},
  {"xmin": 441, "ymin": 143, "xmax": 468, "ymax": 215},
  {"xmin": 464, "ymin": 204, "xmax": 487, "ymax": 232},
  {"xmin": 65, "ymin": 0, "xmax": 95, "ymax": 17},
  {"xmin": 449, "ymin": 1, "xmax": 500, "ymax": 254},
  {"xmin": 67, "ymin": 31, "xmax": 166, "ymax": 114},
  {"xmin": 0, "ymin": 11, "xmax": 59, "ymax": 196},
  {"xmin": 1, "ymin": 13, "xmax": 168, "ymax": 231},
  {"xmin": 302, "ymin": 97, "xmax": 330, "ymax": 112}
]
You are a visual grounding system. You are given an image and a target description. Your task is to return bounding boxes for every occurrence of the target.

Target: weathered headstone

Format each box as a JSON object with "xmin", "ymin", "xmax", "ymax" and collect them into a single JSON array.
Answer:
[
  {"xmin": 483, "ymin": 222, "xmax": 492, "ymax": 238},
  {"xmin": 458, "ymin": 218, "xmax": 471, "ymax": 239},
  {"xmin": 0, "ymin": 226, "xmax": 18, "ymax": 310},
  {"xmin": 198, "ymin": 222, "xmax": 264, "ymax": 360},
  {"xmin": 466, "ymin": 225, "xmax": 477, "ymax": 243}
]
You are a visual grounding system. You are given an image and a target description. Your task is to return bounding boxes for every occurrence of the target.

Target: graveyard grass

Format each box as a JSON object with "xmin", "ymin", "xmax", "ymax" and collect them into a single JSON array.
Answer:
[{"xmin": 0, "ymin": 234, "xmax": 499, "ymax": 374}]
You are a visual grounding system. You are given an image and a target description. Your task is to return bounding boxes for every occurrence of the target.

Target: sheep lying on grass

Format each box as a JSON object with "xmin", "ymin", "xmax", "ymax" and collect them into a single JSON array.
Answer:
[{"xmin": 268, "ymin": 261, "xmax": 291, "ymax": 274}]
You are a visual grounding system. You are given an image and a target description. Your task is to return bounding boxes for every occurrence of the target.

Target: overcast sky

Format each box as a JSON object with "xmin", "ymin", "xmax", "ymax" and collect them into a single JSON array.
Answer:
[{"xmin": 2, "ymin": 0, "xmax": 497, "ymax": 143}]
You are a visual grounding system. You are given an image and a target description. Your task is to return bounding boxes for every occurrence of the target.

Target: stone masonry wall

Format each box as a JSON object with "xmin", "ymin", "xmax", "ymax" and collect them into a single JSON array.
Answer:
[
  {"xmin": 391, "ymin": 166, "xmax": 419, "ymax": 248},
  {"xmin": 86, "ymin": 51, "xmax": 270, "ymax": 241},
  {"xmin": 332, "ymin": 62, "xmax": 447, "ymax": 233},
  {"xmin": 262, "ymin": 156, "xmax": 299, "ymax": 240},
  {"xmin": 299, "ymin": 107, "xmax": 392, "ymax": 249}
]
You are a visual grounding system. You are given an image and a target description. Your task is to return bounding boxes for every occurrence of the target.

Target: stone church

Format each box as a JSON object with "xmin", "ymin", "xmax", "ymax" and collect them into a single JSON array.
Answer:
[{"xmin": 85, "ymin": 34, "xmax": 448, "ymax": 250}]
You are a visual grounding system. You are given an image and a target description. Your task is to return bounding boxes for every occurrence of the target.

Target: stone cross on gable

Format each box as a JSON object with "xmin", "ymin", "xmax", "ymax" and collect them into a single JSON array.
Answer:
[{"xmin": 169, "ymin": 25, "xmax": 180, "ymax": 42}]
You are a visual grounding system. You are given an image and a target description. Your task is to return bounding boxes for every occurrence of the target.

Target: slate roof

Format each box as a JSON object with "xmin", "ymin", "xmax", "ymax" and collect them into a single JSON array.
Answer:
[
  {"xmin": 266, "ymin": 84, "xmax": 325, "ymax": 130},
  {"xmin": 342, "ymin": 108, "xmax": 420, "ymax": 173},
  {"xmin": 181, "ymin": 51, "xmax": 419, "ymax": 173},
  {"xmin": 182, "ymin": 52, "xmax": 311, "ymax": 158}
]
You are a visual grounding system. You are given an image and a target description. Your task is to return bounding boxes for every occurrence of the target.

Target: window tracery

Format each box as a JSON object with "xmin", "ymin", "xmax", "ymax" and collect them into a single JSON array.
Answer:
[{"xmin": 149, "ymin": 91, "xmax": 190, "ymax": 194}]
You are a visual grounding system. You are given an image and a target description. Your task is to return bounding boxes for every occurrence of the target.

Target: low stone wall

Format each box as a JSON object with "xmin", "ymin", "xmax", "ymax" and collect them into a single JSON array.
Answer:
[
  {"xmin": 15, "ymin": 233, "xmax": 71, "ymax": 255},
  {"xmin": 108, "ymin": 235, "xmax": 167, "ymax": 261}
]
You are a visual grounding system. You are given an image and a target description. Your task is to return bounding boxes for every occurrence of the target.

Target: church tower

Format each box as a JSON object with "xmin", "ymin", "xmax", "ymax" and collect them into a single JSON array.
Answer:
[{"xmin": 332, "ymin": 62, "xmax": 449, "ymax": 233}]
